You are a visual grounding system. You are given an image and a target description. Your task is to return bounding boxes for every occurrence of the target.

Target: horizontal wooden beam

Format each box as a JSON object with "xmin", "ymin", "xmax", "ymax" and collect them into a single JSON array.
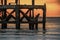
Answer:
[
  {"xmin": 0, "ymin": 5, "xmax": 45, "ymax": 9},
  {"xmin": 0, "ymin": 21, "xmax": 43, "ymax": 23}
]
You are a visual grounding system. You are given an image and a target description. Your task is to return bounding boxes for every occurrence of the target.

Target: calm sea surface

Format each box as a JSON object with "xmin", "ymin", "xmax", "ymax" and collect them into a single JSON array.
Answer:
[{"xmin": 0, "ymin": 17, "xmax": 60, "ymax": 40}]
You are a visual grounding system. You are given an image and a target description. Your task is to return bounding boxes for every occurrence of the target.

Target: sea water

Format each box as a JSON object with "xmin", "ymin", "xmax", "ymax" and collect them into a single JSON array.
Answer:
[{"xmin": 0, "ymin": 17, "xmax": 60, "ymax": 40}]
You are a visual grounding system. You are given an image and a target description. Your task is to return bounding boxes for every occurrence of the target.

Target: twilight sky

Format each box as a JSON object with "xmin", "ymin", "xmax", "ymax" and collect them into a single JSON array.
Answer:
[{"xmin": 1, "ymin": 0, "xmax": 60, "ymax": 17}]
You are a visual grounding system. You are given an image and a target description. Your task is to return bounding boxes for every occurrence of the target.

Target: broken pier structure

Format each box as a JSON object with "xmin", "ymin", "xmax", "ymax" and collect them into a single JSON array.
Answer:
[{"xmin": 0, "ymin": 0, "xmax": 46, "ymax": 31}]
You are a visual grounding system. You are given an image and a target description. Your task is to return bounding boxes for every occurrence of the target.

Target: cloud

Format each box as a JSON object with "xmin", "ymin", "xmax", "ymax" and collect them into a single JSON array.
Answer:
[{"xmin": 57, "ymin": 0, "xmax": 60, "ymax": 4}]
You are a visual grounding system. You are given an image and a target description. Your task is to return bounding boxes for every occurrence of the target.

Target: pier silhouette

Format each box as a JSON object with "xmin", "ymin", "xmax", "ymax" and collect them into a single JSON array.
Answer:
[{"xmin": 0, "ymin": 0, "xmax": 46, "ymax": 31}]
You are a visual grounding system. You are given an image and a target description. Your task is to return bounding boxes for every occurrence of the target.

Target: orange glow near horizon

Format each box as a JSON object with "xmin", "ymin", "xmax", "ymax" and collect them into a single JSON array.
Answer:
[{"xmin": 0, "ymin": 0, "xmax": 60, "ymax": 17}]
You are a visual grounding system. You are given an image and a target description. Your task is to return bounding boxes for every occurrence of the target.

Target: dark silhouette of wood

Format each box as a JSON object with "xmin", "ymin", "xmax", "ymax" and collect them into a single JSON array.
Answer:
[
  {"xmin": 0, "ymin": 0, "xmax": 46, "ymax": 31},
  {"xmin": 1, "ymin": 9, "xmax": 7, "ymax": 29},
  {"xmin": 1, "ymin": 0, "xmax": 3, "ymax": 5},
  {"xmin": 15, "ymin": 6, "xmax": 20, "ymax": 29},
  {"xmin": 35, "ymin": 14, "xmax": 40, "ymax": 30},
  {"xmin": 4, "ymin": 0, "xmax": 7, "ymax": 5},
  {"xmin": 43, "ymin": 4, "xmax": 46, "ymax": 33}
]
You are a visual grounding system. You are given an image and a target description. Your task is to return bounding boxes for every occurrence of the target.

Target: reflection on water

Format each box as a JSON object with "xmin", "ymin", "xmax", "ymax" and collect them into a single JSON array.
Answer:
[
  {"xmin": 0, "ymin": 31, "xmax": 60, "ymax": 40},
  {"xmin": 0, "ymin": 18, "xmax": 60, "ymax": 40}
]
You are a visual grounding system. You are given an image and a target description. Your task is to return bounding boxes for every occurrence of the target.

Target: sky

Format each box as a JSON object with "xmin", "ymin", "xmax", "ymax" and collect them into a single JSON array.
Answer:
[{"xmin": 0, "ymin": 0, "xmax": 60, "ymax": 17}]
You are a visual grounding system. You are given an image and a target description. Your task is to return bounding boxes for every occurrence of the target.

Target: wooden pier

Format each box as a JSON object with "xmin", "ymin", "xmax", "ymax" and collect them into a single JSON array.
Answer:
[{"xmin": 0, "ymin": 0, "xmax": 46, "ymax": 31}]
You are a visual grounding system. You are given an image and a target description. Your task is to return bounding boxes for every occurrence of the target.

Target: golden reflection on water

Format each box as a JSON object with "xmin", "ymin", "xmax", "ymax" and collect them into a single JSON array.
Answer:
[
  {"xmin": 46, "ymin": 23, "xmax": 60, "ymax": 29},
  {"xmin": 0, "ymin": 22, "xmax": 60, "ymax": 29}
]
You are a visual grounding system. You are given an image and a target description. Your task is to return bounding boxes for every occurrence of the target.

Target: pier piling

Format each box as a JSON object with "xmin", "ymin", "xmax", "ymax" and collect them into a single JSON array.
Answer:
[{"xmin": 0, "ymin": 0, "xmax": 46, "ymax": 31}]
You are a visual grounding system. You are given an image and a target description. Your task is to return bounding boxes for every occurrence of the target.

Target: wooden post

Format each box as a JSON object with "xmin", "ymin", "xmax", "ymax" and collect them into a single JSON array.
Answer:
[
  {"xmin": 4, "ymin": 0, "xmax": 7, "ymax": 5},
  {"xmin": 32, "ymin": 0, "xmax": 34, "ymax": 18},
  {"xmin": 15, "ymin": 6, "xmax": 20, "ymax": 29},
  {"xmin": 43, "ymin": 4, "xmax": 46, "ymax": 32},
  {"xmin": 30, "ymin": 0, "xmax": 35, "ymax": 30},
  {"xmin": 29, "ymin": 18, "xmax": 34, "ymax": 30},
  {"xmin": 1, "ymin": 0, "xmax": 7, "ymax": 29},
  {"xmin": 1, "ymin": 0, "xmax": 3, "ymax": 5},
  {"xmin": 35, "ymin": 14, "xmax": 40, "ymax": 30},
  {"xmin": 29, "ymin": 10, "xmax": 32, "ymax": 30},
  {"xmin": 0, "ymin": 0, "xmax": 6, "ymax": 5},
  {"xmin": 35, "ymin": 21, "xmax": 38, "ymax": 30},
  {"xmin": 15, "ymin": 0, "xmax": 19, "ymax": 5},
  {"xmin": 1, "ymin": 9, "xmax": 7, "ymax": 29}
]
